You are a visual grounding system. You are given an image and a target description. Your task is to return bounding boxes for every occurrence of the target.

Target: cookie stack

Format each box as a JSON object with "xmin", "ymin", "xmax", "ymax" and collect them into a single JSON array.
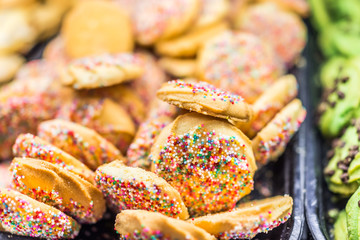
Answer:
[{"xmin": 0, "ymin": 0, "xmax": 309, "ymax": 239}]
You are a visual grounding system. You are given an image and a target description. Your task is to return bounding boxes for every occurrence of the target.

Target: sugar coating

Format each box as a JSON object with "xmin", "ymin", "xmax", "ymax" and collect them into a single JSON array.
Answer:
[
  {"xmin": 95, "ymin": 167, "xmax": 187, "ymax": 219},
  {"xmin": 0, "ymin": 189, "xmax": 79, "ymax": 239},
  {"xmin": 153, "ymin": 124, "xmax": 254, "ymax": 216},
  {"xmin": 118, "ymin": 226, "xmax": 181, "ymax": 240}
]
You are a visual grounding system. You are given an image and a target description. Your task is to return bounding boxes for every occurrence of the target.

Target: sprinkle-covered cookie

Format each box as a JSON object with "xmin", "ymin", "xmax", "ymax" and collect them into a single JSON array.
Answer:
[
  {"xmin": 252, "ymin": 98, "xmax": 306, "ymax": 166},
  {"xmin": 10, "ymin": 158, "xmax": 106, "ymax": 224},
  {"xmin": 0, "ymin": 54, "xmax": 24, "ymax": 83},
  {"xmin": 38, "ymin": 119, "xmax": 124, "ymax": 170},
  {"xmin": 157, "ymin": 79, "xmax": 253, "ymax": 122},
  {"xmin": 115, "ymin": 210, "xmax": 216, "ymax": 240},
  {"xmin": 196, "ymin": 31, "xmax": 284, "ymax": 103},
  {"xmin": 236, "ymin": 75, "xmax": 298, "ymax": 138},
  {"xmin": 96, "ymin": 160, "xmax": 189, "ymax": 220},
  {"xmin": 151, "ymin": 112, "xmax": 257, "ymax": 216},
  {"xmin": 189, "ymin": 195, "xmax": 293, "ymax": 240},
  {"xmin": 61, "ymin": 53, "xmax": 144, "ymax": 89},
  {"xmin": 13, "ymin": 133, "xmax": 95, "ymax": 184},
  {"xmin": 0, "ymin": 188, "xmax": 80, "ymax": 239}
]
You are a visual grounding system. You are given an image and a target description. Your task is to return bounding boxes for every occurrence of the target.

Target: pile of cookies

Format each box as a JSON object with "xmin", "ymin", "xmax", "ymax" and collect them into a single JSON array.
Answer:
[{"xmin": 0, "ymin": 0, "xmax": 308, "ymax": 239}]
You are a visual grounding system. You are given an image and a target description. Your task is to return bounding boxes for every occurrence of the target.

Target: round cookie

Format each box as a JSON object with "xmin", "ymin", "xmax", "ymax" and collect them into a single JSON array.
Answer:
[
  {"xmin": 62, "ymin": 0, "xmax": 134, "ymax": 58},
  {"xmin": 196, "ymin": 31, "xmax": 284, "ymax": 103},
  {"xmin": 10, "ymin": 158, "xmax": 106, "ymax": 223},
  {"xmin": 192, "ymin": 0, "xmax": 230, "ymax": 30},
  {"xmin": 38, "ymin": 119, "xmax": 124, "ymax": 170},
  {"xmin": 0, "ymin": 188, "xmax": 80, "ymax": 239},
  {"xmin": 159, "ymin": 57, "xmax": 197, "ymax": 78},
  {"xmin": 0, "ymin": 0, "xmax": 35, "ymax": 8},
  {"xmin": 55, "ymin": 96, "xmax": 136, "ymax": 153},
  {"xmin": 61, "ymin": 53, "xmax": 144, "ymax": 89},
  {"xmin": 115, "ymin": 210, "xmax": 216, "ymax": 240},
  {"xmin": 151, "ymin": 112, "xmax": 257, "ymax": 216},
  {"xmin": 132, "ymin": 0, "xmax": 201, "ymax": 45},
  {"xmin": 0, "ymin": 54, "xmax": 24, "ymax": 83},
  {"xmin": 235, "ymin": 2, "xmax": 307, "ymax": 66},
  {"xmin": 155, "ymin": 21, "xmax": 229, "ymax": 58},
  {"xmin": 236, "ymin": 74, "xmax": 298, "ymax": 138},
  {"xmin": 12, "ymin": 133, "xmax": 95, "ymax": 184},
  {"xmin": 96, "ymin": 160, "xmax": 189, "ymax": 220},
  {"xmin": 15, "ymin": 59, "xmax": 59, "ymax": 80},
  {"xmin": 157, "ymin": 79, "xmax": 254, "ymax": 122},
  {"xmin": 257, "ymin": 0, "xmax": 309, "ymax": 16},
  {"xmin": 43, "ymin": 35, "xmax": 71, "ymax": 64},
  {"xmin": 252, "ymin": 98, "xmax": 306, "ymax": 166},
  {"xmin": 189, "ymin": 195, "xmax": 293, "ymax": 239}
]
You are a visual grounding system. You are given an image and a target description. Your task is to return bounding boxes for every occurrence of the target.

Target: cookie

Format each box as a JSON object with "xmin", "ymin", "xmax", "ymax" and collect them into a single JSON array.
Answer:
[
  {"xmin": 0, "ymin": 188, "xmax": 80, "ymax": 239},
  {"xmin": 62, "ymin": 0, "xmax": 134, "ymax": 58},
  {"xmin": 10, "ymin": 158, "xmax": 106, "ymax": 223},
  {"xmin": 61, "ymin": 53, "xmax": 144, "ymax": 89},
  {"xmin": 96, "ymin": 160, "xmax": 189, "ymax": 220},
  {"xmin": 55, "ymin": 96, "xmax": 136, "ymax": 153},
  {"xmin": 196, "ymin": 31, "xmax": 284, "ymax": 103},
  {"xmin": 157, "ymin": 79, "xmax": 253, "ymax": 122},
  {"xmin": 235, "ymin": 2, "xmax": 307, "ymax": 66},
  {"xmin": 252, "ymin": 98, "xmax": 306, "ymax": 165},
  {"xmin": 115, "ymin": 210, "xmax": 216, "ymax": 240},
  {"xmin": 12, "ymin": 133, "xmax": 95, "ymax": 184},
  {"xmin": 192, "ymin": 0, "xmax": 230, "ymax": 30},
  {"xmin": 236, "ymin": 75, "xmax": 298, "ymax": 138},
  {"xmin": 189, "ymin": 195, "xmax": 293, "ymax": 239},
  {"xmin": 0, "ymin": 161, "xmax": 11, "ymax": 188},
  {"xmin": 43, "ymin": 35, "xmax": 71, "ymax": 64},
  {"xmin": 132, "ymin": 0, "xmax": 201, "ymax": 45},
  {"xmin": 159, "ymin": 57, "xmax": 196, "ymax": 78},
  {"xmin": 38, "ymin": 119, "xmax": 124, "ymax": 170},
  {"xmin": 0, "ymin": 0, "xmax": 35, "ymax": 8},
  {"xmin": 155, "ymin": 21, "xmax": 229, "ymax": 58},
  {"xmin": 15, "ymin": 59, "xmax": 59, "ymax": 80},
  {"xmin": 257, "ymin": 0, "xmax": 309, "ymax": 16},
  {"xmin": 151, "ymin": 112, "xmax": 256, "ymax": 216},
  {"xmin": 0, "ymin": 54, "xmax": 24, "ymax": 83}
]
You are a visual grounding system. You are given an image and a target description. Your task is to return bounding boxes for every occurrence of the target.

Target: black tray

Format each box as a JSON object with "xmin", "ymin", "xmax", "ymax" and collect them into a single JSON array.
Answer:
[{"xmin": 0, "ymin": 39, "xmax": 309, "ymax": 240}]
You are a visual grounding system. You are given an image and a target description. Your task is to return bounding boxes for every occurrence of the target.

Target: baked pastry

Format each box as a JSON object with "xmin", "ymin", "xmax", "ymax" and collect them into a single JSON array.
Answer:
[
  {"xmin": 196, "ymin": 31, "xmax": 284, "ymax": 103},
  {"xmin": 61, "ymin": 53, "xmax": 144, "ymax": 89},
  {"xmin": 159, "ymin": 57, "xmax": 196, "ymax": 78},
  {"xmin": 0, "ymin": 161, "xmax": 11, "ymax": 188},
  {"xmin": 10, "ymin": 158, "xmax": 106, "ymax": 223},
  {"xmin": 236, "ymin": 75, "xmax": 298, "ymax": 138},
  {"xmin": 12, "ymin": 133, "xmax": 95, "ymax": 184},
  {"xmin": 157, "ymin": 79, "xmax": 253, "ymax": 122},
  {"xmin": 15, "ymin": 59, "xmax": 59, "ymax": 80},
  {"xmin": 189, "ymin": 195, "xmax": 293, "ymax": 239},
  {"xmin": 151, "ymin": 112, "xmax": 257, "ymax": 216},
  {"xmin": 55, "ymin": 96, "xmax": 136, "ymax": 153},
  {"xmin": 43, "ymin": 35, "xmax": 71, "ymax": 64},
  {"xmin": 96, "ymin": 160, "xmax": 189, "ymax": 220},
  {"xmin": 132, "ymin": 0, "xmax": 201, "ymax": 45},
  {"xmin": 192, "ymin": 0, "xmax": 230, "ymax": 30},
  {"xmin": 0, "ymin": 54, "xmax": 24, "ymax": 83},
  {"xmin": 62, "ymin": 0, "xmax": 134, "ymax": 58},
  {"xmin": 38, "ymin": 119, "xmax": 124, "ymax": 170},
  {"xmin": 115, "ymin": 210, "xmax": 216, "ymax": 240},
  {"xmin": 0, "ymin": 0, "xmax": 35, "ymax": 8},
  {"xmin": 155, "ymin": 21, "xmax": 229, "ymax": 58},
  {"xmin": 257, "ymin": 0, "xmax": 309, "ymax": 16},
  {"xmin": 234, "ymin": 2, "xmax": 307, "ymax": 66},
  {"xmin": 0, "ymin": 188, "xmax": 80, "ymax": 239},
  {"xmin": 252, "ymin": 98, "xmax": 306, "ymax": 165}
]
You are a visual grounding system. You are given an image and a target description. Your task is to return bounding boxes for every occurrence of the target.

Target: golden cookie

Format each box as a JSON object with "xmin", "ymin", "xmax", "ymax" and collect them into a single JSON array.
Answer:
[
  {"xmin": 196, "ymin": 31, "xmax": 284, "ymax": 103},
  {"xmin": 151, "ymin": 112, "xmax": 256, "ymax": 216},
  {"xmin": 38, "ymin": 119, "xmax": 124, "ymax": 170},
  {"xmin": 236, "ymin": 74, "xmax": 298, "ymax": 138},
  {"xmin": 192, "ymin": 0, "xmax": 230, "ymax": 30},
  {"xmin": 62, "ymin": 0, "xmax": 134, "ymax": 58},
  {"xmin": 115, "ymin": 210, "xmax": 216, "ymax": 240},
  {"xmin": 10, "ymin": 158, "xmax": 106, "ymax": 223},
  {"xmin": 132, "ymin": 0, "xmax": 201, "ymax": 45},
  {"xmin": 12, "ymin": 133, "xmax": 95, "ymax": 184},
  {"xmin": 0, "ymin": 188, "xmax": 80, "ymax": 239},
  {"xmin": 55, "ymin": 96, "xmax": 136, "ymax": 153},
  {"xmin": 61, "ymin": 53, "xmax": 144, "ymax": 89},
  {"xmin": 252, "ymin": 98, "xmax": 306, "ymax": 165},
  {"xmin": 0, "ymin": 0, "xmax": 35, "ymax": 8},
  {"xmin": 155, "ymin": 21, "xmax": 229, "ymax": 58},
  {"xmin": 157, "ymin": 79, "xmax": 253, "ymax": 122},
  {"xmin": 0, "ymin": 54, "xmax": 24, "ymax": 83},
  {"xmin": 235, "ymin": 2, "xmax": 307, "ymax": 65},
  {"xmin": 159, "ymin": 57, "xmax": 196, "ymax": 78},
  {"xmin": 190, "ymin": 195, "xmax": 293, "ymax": 239},
  {"xmin": 96, "ymin": 160, "xmax": 189, "ymax": 220}
]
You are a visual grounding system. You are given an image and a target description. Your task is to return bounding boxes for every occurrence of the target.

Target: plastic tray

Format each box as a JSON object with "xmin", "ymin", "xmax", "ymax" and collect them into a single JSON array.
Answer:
[{"xmin": 0, "ymin": 39, "xmax": 308, "ymax": 240}]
